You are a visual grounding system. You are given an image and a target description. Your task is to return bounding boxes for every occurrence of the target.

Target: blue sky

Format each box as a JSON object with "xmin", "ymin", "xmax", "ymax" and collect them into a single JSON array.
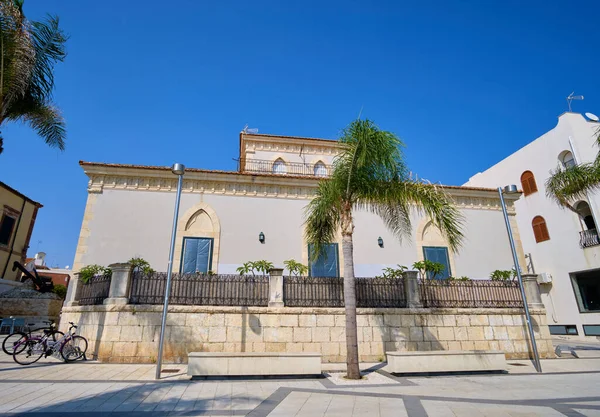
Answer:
[{"xmin": 1, "ymin": 0, "xmax": 598, "ymax": 268}]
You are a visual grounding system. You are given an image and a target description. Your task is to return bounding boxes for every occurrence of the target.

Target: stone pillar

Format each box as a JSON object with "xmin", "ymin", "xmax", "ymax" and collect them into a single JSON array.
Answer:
[
  {"xmin": 103, "ymin": 263, "xmax": 133, "ymax": 305},
  {"xmin": 522, "ymin": 274, "xmax": 544, "ymax": 310},
  {"xmin": 403, "ymin": 270, "xmax": 422, "ymax": 308},
  {"xmin": 64, "ymin": 273, "xmax": 81, "ymax": 307},
  {"xmin": 268, "ymin": 268, "xmax": 284, "ymax": 308}
]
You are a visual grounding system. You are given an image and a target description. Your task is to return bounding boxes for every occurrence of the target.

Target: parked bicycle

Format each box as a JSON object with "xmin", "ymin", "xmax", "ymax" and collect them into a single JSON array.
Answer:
[
  {"xmin": 12, "ymin": 322, "xmax": 88, "ymax": 365},
  {"xmin": 2, "ymin": 319, "xmax": 63, "ymax": 355}
]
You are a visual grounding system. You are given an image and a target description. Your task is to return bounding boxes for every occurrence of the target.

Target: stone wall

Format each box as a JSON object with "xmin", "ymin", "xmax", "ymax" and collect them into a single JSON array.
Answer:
[{"xmin": 60, "ymin": 304, "xmax": 554, "ymax": 364}]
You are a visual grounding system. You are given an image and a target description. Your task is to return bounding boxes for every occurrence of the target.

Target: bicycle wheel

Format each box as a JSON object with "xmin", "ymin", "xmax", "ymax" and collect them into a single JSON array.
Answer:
[
  {"xmin": 2, "ymin": 332, "xmax": 28, "ymax": 355},
  {"xmin": 60, "ymin": 335, "xmax": 88, "ymax": 362},
  {"xmin": 12, "ymin": 339, "xmax": 44, "ymax": 365}
]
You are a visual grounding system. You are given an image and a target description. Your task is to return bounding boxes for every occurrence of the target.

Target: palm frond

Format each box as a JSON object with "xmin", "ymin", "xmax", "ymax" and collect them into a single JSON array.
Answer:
[
  {"xmin": 7, "ymin": 95, "xmax": 65, "ymax": 150},
  {"xmin": 304, "ymin": 179, "xmax": 342, "ymax": 262},
  {"xmin": 546, "ymin": 162, "xmax": 600, "ymax": 209}
]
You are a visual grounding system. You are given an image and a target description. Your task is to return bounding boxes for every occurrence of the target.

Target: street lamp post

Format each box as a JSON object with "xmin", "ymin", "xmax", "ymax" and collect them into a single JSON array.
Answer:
[
  {"xmin": 155, "ymin": 163, "xmax": 185, "ymax": 379},
  {"xmin": 498, "ymin": 185, "xmax": 542, "ymax": 373}
]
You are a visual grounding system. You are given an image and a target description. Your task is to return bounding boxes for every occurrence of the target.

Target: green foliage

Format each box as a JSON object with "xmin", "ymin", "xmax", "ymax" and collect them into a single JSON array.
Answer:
[
  {"xmin": 128, "ymin": 257, "xmax": 154, "ymax": 274},
  {"xmin": 412, "ymin": 260, "xmax": 446, "ymax": 279},
  {"xmin": 284, "ymin": 259, "xmax": 308, "ymax": 276},
  {"xmin": 51, "ymin": 284, "xmax": 67, "ymax": 298},
  {"xmin": 236, "ymin": 260, "xmax": 274, "ymax": 276},
  {"xmin": 446, "ymin": 276, "xmax": 470, "ymax": 281},
  {"xmin": 490, "ymin": 269, "xmax": 517, "ymax": 281},
  {"xmin": 376, "ymin": 264, "xmax": 407, "ymax": 279},
  {"xmin": 79, "ymin": 264, "xmax": 112, "ymax": 284},
  {"xmin": 0, "ymin": 1, "xmax": 68, "ymax": 155}
]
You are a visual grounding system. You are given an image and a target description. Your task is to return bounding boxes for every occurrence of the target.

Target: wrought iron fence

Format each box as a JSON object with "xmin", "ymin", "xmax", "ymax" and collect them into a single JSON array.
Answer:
[
  {"xmin": 129, "ymin": 272, "xmax": 269, "ymax": 306},
  {"xmin": 240, "ymin": 158, "xmax": 332, "ymax": 177},
  {"xmin": 283, "ymin": 276, "xmax": 407, "ymax": 308},
  {"xmin": 419, "ymin": 279, "xmax": 522, "ymax": 308},
  {"xmin": 77, "ymin": 275, "xmax": 111, "ymax": 305},
  {"xmin": 580, "ymin": 229, "xmax": 600, "ymax": 248}
]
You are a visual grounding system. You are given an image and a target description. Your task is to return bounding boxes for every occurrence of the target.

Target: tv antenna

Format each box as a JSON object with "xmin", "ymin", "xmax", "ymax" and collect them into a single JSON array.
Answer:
[
  {"xmin": 242, "ymin": 124, "xmax": 258, "ymax": 134},
  {"xmin": 567, "ymin": 92, "xmax": 584, "ymax": 112}
]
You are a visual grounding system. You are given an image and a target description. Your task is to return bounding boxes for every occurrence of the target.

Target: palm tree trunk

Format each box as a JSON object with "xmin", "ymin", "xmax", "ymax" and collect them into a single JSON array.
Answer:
[{"xmin": 341, "ymin": 202, "xmax": 360, "ymax": 379}]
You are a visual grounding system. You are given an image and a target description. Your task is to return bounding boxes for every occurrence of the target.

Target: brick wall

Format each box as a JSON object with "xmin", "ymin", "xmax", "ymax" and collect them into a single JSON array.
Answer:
[{"xmin": 60, "ymin": 305, "xmax": 554, "ymax": 364}]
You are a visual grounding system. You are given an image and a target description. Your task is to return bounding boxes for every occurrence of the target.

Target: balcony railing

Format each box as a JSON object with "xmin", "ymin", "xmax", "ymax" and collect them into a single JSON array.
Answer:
[
  {"xmin": 239, "ymin": 158, "xmax": 332, "ymax": 177},
  {"xmin": 580, "ymin": 229, "xmax": 600, "ymax": 248}
]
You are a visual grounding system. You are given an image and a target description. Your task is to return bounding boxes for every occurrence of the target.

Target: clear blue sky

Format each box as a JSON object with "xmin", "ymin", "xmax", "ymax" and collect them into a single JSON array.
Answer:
[{"xmin": 1, "ymin": 0, "xmax": 598, "ymax": 268}]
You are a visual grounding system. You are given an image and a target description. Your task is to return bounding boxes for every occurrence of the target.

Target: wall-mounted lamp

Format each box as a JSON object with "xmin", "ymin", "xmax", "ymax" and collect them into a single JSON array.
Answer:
[
  {"xmin": 259, "ymin": 232, "xmax": 265, "ymax": 244},
  {"xmin": 378, "ymin": 236, "xmax": 384, "ymax": 247}
]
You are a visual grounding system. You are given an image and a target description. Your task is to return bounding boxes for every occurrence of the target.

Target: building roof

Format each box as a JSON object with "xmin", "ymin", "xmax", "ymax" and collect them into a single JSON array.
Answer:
[
  {"xmin": 0, "ymin": 181, "xmax": 43, "ymax": 207},
  {"xmin": 241, "ymin": 132, "xmax": 338, "ymax": 143},
  {"xmin": 79, "ymin": 161, "xmax": 506, "ymax": 194}
]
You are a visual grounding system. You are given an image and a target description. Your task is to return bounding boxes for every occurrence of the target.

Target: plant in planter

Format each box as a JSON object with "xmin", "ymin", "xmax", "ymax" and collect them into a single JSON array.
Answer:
[
  {"xmin": 490, "ymin": 269, "xmax": 517, "ymax": 281},
  {"xmin": 128, "ymin": 257, "xmax": 154, "ymax": 275},
  {"xmin": 79, "ymin": 264, "xmax": 112, "ymax": 284},
  {"xmin": 236, "ymin": 260, "xmax": 274, "ymax": 276},
  {"xmin": 254, "ymin": 260, "xmax": 274, "ymax": 275},
  {"xmin": 377, "ymin": 264, "xmax": 407, "ymax": 279},
  {"xmin": 284, "ymin": 259, "xmax": 308, "ymax": 276},
  {"xmin": 412, "ymin": 260, "xmax": 446, "ymax": 280}
]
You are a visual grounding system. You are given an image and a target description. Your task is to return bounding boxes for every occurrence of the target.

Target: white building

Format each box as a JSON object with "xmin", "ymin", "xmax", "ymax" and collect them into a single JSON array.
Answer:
[
  {"xmin": 73, "ymin": 132, "xmax": 526, "ymax": 282},
  {"xmin": 466, "ymin": 112, "xmax": 600, "ymax": 339}
]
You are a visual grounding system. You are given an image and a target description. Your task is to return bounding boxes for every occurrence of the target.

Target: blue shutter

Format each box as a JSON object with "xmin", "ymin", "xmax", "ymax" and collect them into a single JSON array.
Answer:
[
  {"xmin": 195, "ymin": 239, "xmax": 212, "ymax": 274},
  {"xmin": 423, "ymin": 246, "xmax": 451, "ymax": 279},
  {"xmin": 183, "ymin": 238, "xmax": 199, "ymax": 273},
  {"xmin": 309, "ymin": 243, "xmax": 339, "ymax": 277},
  {"xmin": 182, "ymin": 238, "xmax": 213, "ymax": 273}
]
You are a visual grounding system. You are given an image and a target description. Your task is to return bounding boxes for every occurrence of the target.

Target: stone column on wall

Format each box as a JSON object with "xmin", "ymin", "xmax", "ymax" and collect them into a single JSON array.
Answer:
[
  {"xmin": 64, "ymin": 273, "xmax": 82, "ymax": 307},
  {"xmin": 268, "ymin": 268, "xmax": 284, "ymax": 307},
  {"xmin": 403, "ymin": 271, "xmax": 422, "ymax": 308},
  {"xmin": 521, "ymin": 274, "xmax": 544, "ymax": 309},
  {"xmin": 103, "ymin": 263, "xmax": 133, "ymax": 305}
]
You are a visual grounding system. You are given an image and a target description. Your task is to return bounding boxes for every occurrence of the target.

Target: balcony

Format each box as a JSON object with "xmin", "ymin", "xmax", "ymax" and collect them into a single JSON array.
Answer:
[
  {"xmin": 239, "ymin": 158, "xmax": 332, "ymax": 178},
  {"xmin": 580, "ymin": 229, "xmax": 600, "ymax": 248}
]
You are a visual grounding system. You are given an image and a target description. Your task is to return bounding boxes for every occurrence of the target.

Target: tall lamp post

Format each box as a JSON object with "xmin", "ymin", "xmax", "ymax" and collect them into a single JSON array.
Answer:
[
  {"xmin": 155, "ymin": 163, "xmax": 185, "ymax": 379},
  {"xmin": 498, "ymin": 185, "xmax": 542, "ymax": 373}
]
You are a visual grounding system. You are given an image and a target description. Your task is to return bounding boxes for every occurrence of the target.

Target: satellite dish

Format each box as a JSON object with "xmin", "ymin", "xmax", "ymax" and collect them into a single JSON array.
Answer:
[{"xmin": 585, "ymin": 112, "xmax": 599, "ymax": 122}]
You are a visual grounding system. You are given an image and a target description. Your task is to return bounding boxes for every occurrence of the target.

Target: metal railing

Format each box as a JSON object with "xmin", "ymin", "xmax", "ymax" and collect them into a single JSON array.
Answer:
[
  {"xmin": 129, "ymin": 272, "xmax": 269, "ymax": 306},
  {"xmin": 77, "ymin": 275, "xmax": 111, "ymax": 305},
  {"xmin": 283, "ymin": 276, "xmax": 407, "ymax": 308},
  {"xmin": 580, "ymin": 229, "xmax": 600, "ymax": 248},
  {"xmin": 419, "ymin": 279, "xmax": 522, "ymax": 308},
  {"xmin": 239, "ymin": 159, "xmax": 332, "ymax": 177}
]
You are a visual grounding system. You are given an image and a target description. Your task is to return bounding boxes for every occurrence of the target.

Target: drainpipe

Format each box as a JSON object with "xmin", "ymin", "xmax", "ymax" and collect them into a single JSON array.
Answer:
[
  {"xmin": 1, "ymin": 197, "xmax": 26, "ymax": 279},
  {"xmin": 568, "ymin": 136, "xmax": 600, "ymax": 233}
]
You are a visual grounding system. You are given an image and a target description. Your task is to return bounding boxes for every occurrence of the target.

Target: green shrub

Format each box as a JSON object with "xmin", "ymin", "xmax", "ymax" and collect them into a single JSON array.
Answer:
[
  {"xmin": 52, "ymin": 284, "xmax": 67, "ymax": 298},
  {"xmin": 79, "ymin": 264, "xmax": 112, "ymax": 284},
  {"xmin": 412, "ymin": 260, "xmax": 446, "ymax": 279},
  {"xmin": 376, "ymin": 264, "xmax": 407, "ymax": 279},
  {"xmin": 490, "ymin": 269, "xmax": 517, "ymax": 281},
  {"xmin": 128, "ymin": 257, "xmax": 154, "ymax": 274},
  {"xmin": 236, "ymin": 260, "xmax": 274, "ymax": 276},
  {"xmin": 284, "ymin": 259, "xmax": 308, "ymax": 276}
]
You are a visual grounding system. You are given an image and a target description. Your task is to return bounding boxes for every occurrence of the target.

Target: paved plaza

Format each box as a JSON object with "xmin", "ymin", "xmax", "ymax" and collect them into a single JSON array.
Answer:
[{"xmin": 1, "ymin": 353, "xmax": 600, "ymax": 416}]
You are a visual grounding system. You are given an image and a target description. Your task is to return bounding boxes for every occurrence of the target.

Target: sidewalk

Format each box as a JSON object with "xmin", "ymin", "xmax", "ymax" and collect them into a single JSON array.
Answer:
[{"xmin": 1, "ymin": 352, "xmax": 600, "ymax": 416}]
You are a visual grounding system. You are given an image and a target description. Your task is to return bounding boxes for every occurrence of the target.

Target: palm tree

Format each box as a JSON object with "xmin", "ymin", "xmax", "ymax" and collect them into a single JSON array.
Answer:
[
  {"xmin": 0, "ymin": 0, "xmax": 67, "ymax": 154},
  {"xmin": 546, "ymin": 128, "xmax": 600, "ymax": 210},
  {"xmin": 304, "ymin": 119, "xmax": 464, "ymax": 379}
]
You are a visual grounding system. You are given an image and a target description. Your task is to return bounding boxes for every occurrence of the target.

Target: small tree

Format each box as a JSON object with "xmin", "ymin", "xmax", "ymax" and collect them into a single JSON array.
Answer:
[
  {"xmin": 284, "ymin": 259, "xmax": 308, "ymax": 276},
  {"xmin": 128, "ymin": 257, "xmax": 154, "ymax": 274},
  {"xmin": 78, "ymin": 264, "xmax": 111, "ymax": 284},
  {"xmin": 412, "ymin": 260, "xmax": 446, "ymax": 280}
]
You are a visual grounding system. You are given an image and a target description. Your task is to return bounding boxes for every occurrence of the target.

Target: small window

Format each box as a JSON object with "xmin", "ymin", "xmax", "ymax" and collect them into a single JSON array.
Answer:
[
  {"xmin": 549, "ymin": 325, "xmax": 578, "ymax": 335},
  {"xmin": 0, "ymin": 214, "xmax": 16, "ymax": 246},
  {"xmin": 520, "ymin": 171, "xmax": 538, "ymax": 196},
  {"xmin": 571, "ymin": 269, "xmax": 600, "ymax": 312},
  {"xmin": 583, "ymin": 325, "xmax": 600, "ymax": 336},
  {"xmin": 423, "ymin": 246, "xmax": 451, "ymax": 279},
  {"xmin": 308, "ymin": 243, "xmax": 339, "ymax": 277},
  {"xmin": 561, "ymin": 151, "xmax": 576, "ymax": 169},
  {"xmin": 314, "ymin": 161, "xmax": 327, "ymax": 177},
  {"xmin": 272, "ymin": 159, "xmax": 287, "ymax": 174},
  {"xmin": 532, "ymin": 216, "xmax": 550, "ymax": 243}
]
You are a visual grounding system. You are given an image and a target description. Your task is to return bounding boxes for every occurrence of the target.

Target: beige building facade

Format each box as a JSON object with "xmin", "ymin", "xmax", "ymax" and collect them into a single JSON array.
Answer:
[{"xmin": 0, "ymin": 181, "xmax": 42, "ymax": 282}]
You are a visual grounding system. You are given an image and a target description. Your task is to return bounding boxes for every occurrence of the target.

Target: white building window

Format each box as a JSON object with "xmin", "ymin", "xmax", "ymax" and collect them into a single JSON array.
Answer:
[
  {"xmin": 314, "ymin": 161, "xmax": 327, "ymax": 177},
  {"xmin": 272, "ymin": 158, "xmax": 287, "ymax": 174},
  {"xmin": 561, "ymin": 151, "xmax": 576, "ymax": 169}
]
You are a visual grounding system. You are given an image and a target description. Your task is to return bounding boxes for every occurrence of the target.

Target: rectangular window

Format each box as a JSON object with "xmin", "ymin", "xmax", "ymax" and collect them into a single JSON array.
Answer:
[
  {"xmin": 0, "ymin": 214, "xmax": 16, "ymax": 246},
  {"xmin": 571, "ymin": 269, "xmax": 600, "ymax": 312},
  {"xmin": 308, "ymin": 243, "xmax": 339, "ymax": 278},
  {"xmin": 180, "ymin": 237, "xmax": 213, "ymax": 274},
  {"xmin": 549, "ymin": 325, "xmax": 578, "ymax": 335},
  {"xmin": 583, "ymin": 325, "xmax": 600, "ymax": 336},
  {"xmin": 423, "ymin": 246, "xmax": 451, "ymax": 279}
]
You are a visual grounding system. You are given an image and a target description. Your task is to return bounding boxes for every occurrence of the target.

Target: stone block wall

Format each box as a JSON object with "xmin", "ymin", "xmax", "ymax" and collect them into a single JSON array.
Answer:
[{"xmin": 60, "ymin": 305, "xmax": 554, "ymax": 364}]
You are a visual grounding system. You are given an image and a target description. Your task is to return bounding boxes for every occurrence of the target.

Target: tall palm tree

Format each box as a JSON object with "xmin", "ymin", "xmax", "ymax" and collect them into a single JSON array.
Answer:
[
  {"xmin": 304, "ymin": 119, "xmax": 464, "ymax": 379},
  {"xmin": 546, "ymin": 128, "xmax": 600, "ymax": 210},
  {"xmin": 0, "ymin": 0, "xmax": 67, "ymax": 154}
]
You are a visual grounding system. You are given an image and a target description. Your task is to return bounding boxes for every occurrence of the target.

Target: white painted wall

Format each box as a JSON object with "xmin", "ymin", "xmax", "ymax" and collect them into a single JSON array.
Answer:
[{"xmin": 466, "ymin": 112, "xmax": 600, "ymax": 338}]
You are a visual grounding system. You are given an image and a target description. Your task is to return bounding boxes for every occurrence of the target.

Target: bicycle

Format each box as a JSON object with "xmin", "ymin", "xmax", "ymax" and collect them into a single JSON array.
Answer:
[
  {"xmin": 2, "ymin": 319, "xmax": 64, "ymax": 356},
  {"xmin": 12, "ymin": 322, "xmax": 87, "ymax": 365}
]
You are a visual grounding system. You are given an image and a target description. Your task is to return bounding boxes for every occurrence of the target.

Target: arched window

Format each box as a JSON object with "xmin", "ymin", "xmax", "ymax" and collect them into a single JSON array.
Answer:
[
  {"xmin": 314, "ymin": 161, "xmax": 327, "ymax": 177},
  {"xmin": 520, "ymin": 171, "xmax": 538, "ymax": 196},
  {"xmin": 532, "ymin": 216, "xmax": 550, "ymax": 243},
  {"xmin": 272, "ymin": 158, "xmax": 287, "ymax": 174},
  {"xmin": 560, "ymin": 151, "xmax": 576, "ymax": 169},
  {"xmin": 575, "ymin": 201, "xmax": 597, "ymax": 231}
]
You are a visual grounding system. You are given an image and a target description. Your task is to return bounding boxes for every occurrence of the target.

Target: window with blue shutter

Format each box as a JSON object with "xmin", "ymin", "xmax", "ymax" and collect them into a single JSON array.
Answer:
[
  {"xmin": 181, "ymin": 237, "xmax": 213, "ymax": 273},
  {"xmin": 308, "ymin": 243, "xmax": 339, "ymax": 277},
  {"xmin": 423, "ymin": 246, "xmax": 451, "ymax": 279}
]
